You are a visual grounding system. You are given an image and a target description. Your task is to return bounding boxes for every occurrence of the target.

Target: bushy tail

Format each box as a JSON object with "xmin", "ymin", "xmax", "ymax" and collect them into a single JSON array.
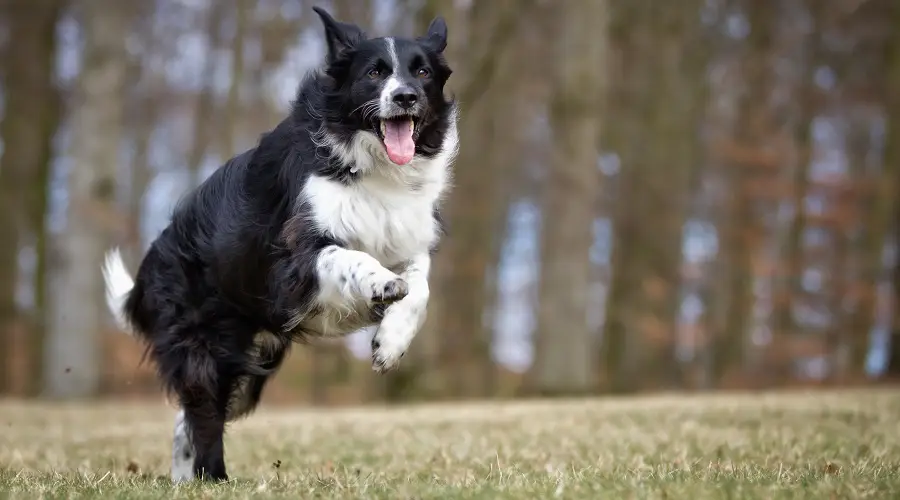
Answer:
[{"xmin": 102, "ymin": 247, "xmax": 135, "ymax": 335}]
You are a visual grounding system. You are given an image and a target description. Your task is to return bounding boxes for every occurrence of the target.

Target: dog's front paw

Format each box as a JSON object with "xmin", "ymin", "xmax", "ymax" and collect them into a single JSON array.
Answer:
[
  {"xmin": 371, "ymin": 277, "xmax": 408, "ymax": 305},
  {"xmin": 370, "ymin": 302, "xmax": 423, "ymax": 373},
  {"xmin": 371, "ymin": 333, "xmax": 406, "ymax": 374},
  {"xmin": 370, "ymin": 315, "xmax": 410, "ymax": 373}
]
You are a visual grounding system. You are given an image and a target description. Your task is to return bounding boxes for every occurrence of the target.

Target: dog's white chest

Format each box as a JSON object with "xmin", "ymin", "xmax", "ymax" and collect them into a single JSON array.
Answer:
[{"xmin": 303, "ymin": 175, "xmax": 438, "ymax": 266}]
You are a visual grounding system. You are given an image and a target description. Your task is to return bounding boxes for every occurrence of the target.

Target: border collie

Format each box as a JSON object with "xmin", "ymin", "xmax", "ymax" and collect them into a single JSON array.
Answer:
[{"xmin": 101, "ymin": 7, "xmax": 457, "ymax": 482}]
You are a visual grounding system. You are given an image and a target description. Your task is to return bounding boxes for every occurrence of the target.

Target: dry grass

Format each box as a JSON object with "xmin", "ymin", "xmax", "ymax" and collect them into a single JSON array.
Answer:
[{"xmin": 1, "ymin": 389, "xmax": 899, "ymax": 499}]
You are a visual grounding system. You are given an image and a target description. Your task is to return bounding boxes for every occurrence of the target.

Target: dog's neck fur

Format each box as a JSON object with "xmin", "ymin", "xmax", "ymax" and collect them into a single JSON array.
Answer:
[{"xmin": 302, "ymin": 105, "xmax": 459, "ymax": 267}]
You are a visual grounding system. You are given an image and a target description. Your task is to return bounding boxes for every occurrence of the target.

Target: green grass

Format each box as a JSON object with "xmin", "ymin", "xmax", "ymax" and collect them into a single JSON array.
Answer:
[{"xmin": 1, "ymin": 389, "xmax": 899, "ymax": 499}]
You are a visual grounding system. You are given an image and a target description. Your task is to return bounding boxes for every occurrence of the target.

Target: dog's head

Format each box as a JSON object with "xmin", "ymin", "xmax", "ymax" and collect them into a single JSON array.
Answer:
[{"xmin": 313, "ymin": 7, "xmax": 453, "ymax": 166}]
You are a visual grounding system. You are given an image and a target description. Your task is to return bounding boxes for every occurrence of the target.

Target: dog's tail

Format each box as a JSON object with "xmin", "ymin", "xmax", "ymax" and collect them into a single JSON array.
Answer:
[{"xmin": 102, "ymin": 247, "xmax": 135, "ymax": 335}]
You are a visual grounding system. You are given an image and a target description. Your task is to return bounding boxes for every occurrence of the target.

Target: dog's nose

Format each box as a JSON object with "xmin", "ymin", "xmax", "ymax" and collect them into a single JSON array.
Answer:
[{"xmin": 391, "ymin": 88, "xmax": 417, "ymax": 109}]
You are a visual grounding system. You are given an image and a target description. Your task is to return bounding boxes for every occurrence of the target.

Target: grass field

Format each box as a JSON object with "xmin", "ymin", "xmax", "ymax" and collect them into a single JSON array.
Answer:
[{"xmin": 1, "ymin": 389, "xmax": 899, "ymax": 499}]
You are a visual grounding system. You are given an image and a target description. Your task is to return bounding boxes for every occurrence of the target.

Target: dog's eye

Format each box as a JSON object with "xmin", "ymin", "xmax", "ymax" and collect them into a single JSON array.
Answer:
[
  {"xmin": 368, "ymin": 68, "xmax": 382, "ymax": 79},
  {"xmin": 416, "ymin": 68, "xmax": 431, "ymax": 78}
]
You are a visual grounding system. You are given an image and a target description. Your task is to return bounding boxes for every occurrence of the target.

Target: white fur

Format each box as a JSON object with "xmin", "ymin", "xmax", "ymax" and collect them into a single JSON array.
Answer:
[
  {"xmin": 379, "ymin": 76, "xmax": 403, "ymax": 117},
  {"xmin": 386, "ymin": 37, "xmax": 400, "ymax": 69},
  {"xmin": 289, "ymin": 245, "xmax": 403, "ymax": 336},
  {"xmin": 171, "ymin": 409, "xmax": 193, "ymax": 483},
  {"xmin": 102, "ymin": 247, "xmax": 135, "ymax": 334},
  {"xmin": 371, "ymin": 252, "xmax": 431, "ymax": 372},
  {"xmin": 305, "ymin": 110, "xmax": 458, "ymax": 264},
  {"xmin": 303, "ymin": 174, "xmax": 441, "ymax": 264},
  {"xmin": 297, "ymin": 108, "xmax": 459, "ymax": 368},
  {"xmin": 378, "ymin": 38, "xmax": 403, "ymax": 117}
]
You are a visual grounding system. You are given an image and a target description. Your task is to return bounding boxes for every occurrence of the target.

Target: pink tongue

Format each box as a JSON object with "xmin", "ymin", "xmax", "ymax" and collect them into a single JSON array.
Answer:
[{"xmin": 383, "ymin": 120, "xmax": 415, "ymax": 165}]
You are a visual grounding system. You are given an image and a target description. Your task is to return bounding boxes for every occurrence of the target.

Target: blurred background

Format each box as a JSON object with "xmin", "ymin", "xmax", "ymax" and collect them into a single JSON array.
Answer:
[{"xmin": 0, "ymin": 0, "xmax": 898, "ymax": 405}]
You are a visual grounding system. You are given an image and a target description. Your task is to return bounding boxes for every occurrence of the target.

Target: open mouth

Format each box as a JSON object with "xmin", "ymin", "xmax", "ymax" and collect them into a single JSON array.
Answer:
[{"xmin": 375, "ymin": 115, "xmax": 418, "ymax": 166}]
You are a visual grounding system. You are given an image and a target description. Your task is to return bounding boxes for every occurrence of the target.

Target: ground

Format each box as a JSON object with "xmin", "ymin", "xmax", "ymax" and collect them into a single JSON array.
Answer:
[{"xmin": 1, "ymin": 389, "xmax": 898, "ymax": 499}]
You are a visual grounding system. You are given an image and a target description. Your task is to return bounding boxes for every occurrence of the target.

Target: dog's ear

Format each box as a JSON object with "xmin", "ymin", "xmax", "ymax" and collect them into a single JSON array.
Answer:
[
  {"xmin": 418, "ymin": 16, "xmax": 448, "ymax": 53},
  {"xmin": 313, "ymin": 6, "xmax": 366, "ymax": 63}
]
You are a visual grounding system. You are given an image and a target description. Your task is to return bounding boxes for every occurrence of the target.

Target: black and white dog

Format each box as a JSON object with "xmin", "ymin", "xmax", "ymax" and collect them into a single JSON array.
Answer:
[{"xmin": 101, "ymin": 7, "xmax": 457, "ymax": 482}]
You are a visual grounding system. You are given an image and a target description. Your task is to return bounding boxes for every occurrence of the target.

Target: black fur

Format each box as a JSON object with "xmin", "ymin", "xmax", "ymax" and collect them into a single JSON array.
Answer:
[{"xmin": 117, "ymin": 8, "xmax": 453, "ymax": 481}]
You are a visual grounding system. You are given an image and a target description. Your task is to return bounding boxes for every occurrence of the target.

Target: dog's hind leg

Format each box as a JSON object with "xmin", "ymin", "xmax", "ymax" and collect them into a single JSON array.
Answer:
[
  {"xmin": 227, "ymin": 334, "xmax": 288, "ymax": 421},
  {"xmin": 182, "ymin": 383, "xmax": 231, "ymax": 481},
  {"xmin": 171, "ymin": 408, "xmax": 194, "ymax": 483},
  {"xmin": 166, "ymin": 330, "xmax": 285, "ymax": 483},
  {"xmin": 157, "ymin": 339, "xmax": 234, "ymax": 482}
]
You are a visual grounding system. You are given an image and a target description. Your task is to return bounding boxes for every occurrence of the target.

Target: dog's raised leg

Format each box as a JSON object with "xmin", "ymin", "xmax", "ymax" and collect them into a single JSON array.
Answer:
[
  {"xmin": 171, "ymin": 408, "xmax": 194, "ymax": 483},
  {"xmin": 371, "ymin": 253, "xmax": 431, "ymax": 372},
  {"xmin": 314, "ymin": 245, "xmax": 409, "ymax": 305}
]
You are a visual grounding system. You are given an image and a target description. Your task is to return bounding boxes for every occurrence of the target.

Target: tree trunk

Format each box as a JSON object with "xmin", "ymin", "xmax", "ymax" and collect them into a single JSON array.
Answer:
[
  {"xmin": 526, "ymin": 0, "xmax": 607, "ymax": 395},
  {"xmin": 706, "ymin": 0, "xmax": 775, "ymax": 387},
  {"xmin": 882, "ymin": 223, "xmax": 900, "ymax": 374},
  {"xmin": 889, "ymin": 196, "xmax": 900, "ymax": 378},
  {"xmin": 0, "ymin": 1, "xmax": 63, "ymax": 394},
  {"xmin": 185, "ymin": 2, "xmax": 227, "ymax": 188},
  {"xmin": 126, "ymin": 86, "xmax": 156, "ymax": 268},
  {"xmin": 221, "ymin": 0, "xmax": 249, "ymax": 160},
  {"xmin": 413, "ymin": 0, "xmax": 536, "ymax": 399},
  {"xmin": 602, "ymin": 0, "xmax": 707, "ymax": 392},
  {"xmin": 769, "ymin": 1, "xmax": 823, "ymax": 385},
  {"xmin": 332, "ymin": 0, "xmax": 372, "ymax": 26},
  {"xmin": 884, "ymin": 1, "xmax": 900, "ymax": 378},
  {"xmin": 44, "ymin": 1, "xmax": 133, "ymax": 399},
  {"xmin": 120, "ymin": 5, "xmax": 159, "ymax": 269},
  {"xmin": 841, "ymin": 107, "xmax": 879, "ymax": 380}
]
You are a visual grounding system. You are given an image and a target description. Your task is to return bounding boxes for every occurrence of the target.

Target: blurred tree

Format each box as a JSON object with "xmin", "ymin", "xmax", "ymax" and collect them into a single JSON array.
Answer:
[
  {"xmin": 121, "ymin": 1, "xmax": 164, "ymax": 268},
  {"xmin": 708, "ymin": 0, "xmax": 776, "ymax": 386},
  {"xmin": 332, "ymin": 0, "xmax": 372, "ymax": 25},
  {"xmin": 845, "ymin": 16, "xmax": 892, "ymax": 376},
  {"xmin": 186, "ymin": 1, "xmax": 228, "ymax": 188},
  {"xmin": 768, "ymin": 0, "xmax": 824, "ymax": 385},
  {"xmin": 835, "ymin": 16, "xmax": 887, "ymax": 378},
  {"xmin": 222, "ymin": 0, "xmax": 250, "ymax": 160},
  {"xmin": 0, "ymin": 0, "xmax": 64, "ymax": 394},
  {"xmin": 44, "ymin": 1, "xmax": 134, "ymax": 398},
  {"xmin": 526, "ymin": 0, "xmax": 608, "ymax": 395},
  {"xmin": 414, "ymin": 0, "xmax": 536, "ymax": 398},
  {"xmin": 602, "ymin": 0, "xmax": 708, "ymax": 392},
  {"xmin": 0, "ymin": 0, "xmax": 886, "ymax": 403},
  {"xmin": 883, "ymin": 1, "xmax": 900, "ymax": 378}
]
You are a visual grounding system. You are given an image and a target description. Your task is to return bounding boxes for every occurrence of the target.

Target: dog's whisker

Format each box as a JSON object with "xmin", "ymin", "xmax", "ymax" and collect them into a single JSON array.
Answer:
[{"xmin": 351, "ymin": 99, "xmax": 380, "ymax": 117}]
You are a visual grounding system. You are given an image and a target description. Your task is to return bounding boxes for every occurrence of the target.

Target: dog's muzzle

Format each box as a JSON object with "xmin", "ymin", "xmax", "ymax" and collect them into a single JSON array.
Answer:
[{"xmin": 376, "ymin": 86, "xmax": 425, "ymax": 166}]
